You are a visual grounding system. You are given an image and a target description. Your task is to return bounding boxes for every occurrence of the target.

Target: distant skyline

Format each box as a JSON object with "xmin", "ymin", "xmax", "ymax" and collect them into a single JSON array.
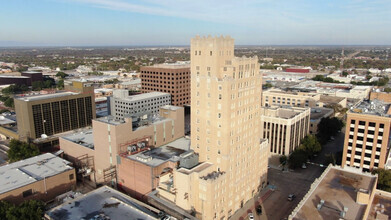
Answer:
[{"xmin": 1, "ymin": 0, "xmax": 391, "ymax": 46}]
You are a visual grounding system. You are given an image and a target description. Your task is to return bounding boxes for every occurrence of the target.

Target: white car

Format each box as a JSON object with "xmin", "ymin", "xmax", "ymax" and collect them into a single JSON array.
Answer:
[{"xmin": 248, "ymin": 213, "xmax": 254, "ymax": 220}]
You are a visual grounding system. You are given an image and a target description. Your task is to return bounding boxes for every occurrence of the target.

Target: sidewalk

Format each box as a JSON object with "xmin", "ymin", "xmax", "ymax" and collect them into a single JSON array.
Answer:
[{"xmin": 230, "ymin": 185, "xmax": 276, "ymax": 220}]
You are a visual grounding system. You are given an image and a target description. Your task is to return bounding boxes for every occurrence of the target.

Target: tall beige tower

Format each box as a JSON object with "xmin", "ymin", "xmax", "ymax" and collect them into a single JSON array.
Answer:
[{"xmin": 189, "ymin": 35, "xmax": 268, "ymax": 218}]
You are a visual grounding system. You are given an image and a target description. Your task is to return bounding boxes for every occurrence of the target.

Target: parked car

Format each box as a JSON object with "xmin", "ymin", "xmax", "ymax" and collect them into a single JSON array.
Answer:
[
  {"xmin": 288, "ymin": 194, "xmax": 296, "ymax": 201},
  {"xmin": 248, "ymin": 213, "xmax": 254, "ymax": 220},
  {"xmin": 302, "ymin": 163, "xmax": 307, "ymax": 169},
  {"xmin": 256, "ymin": 205, "xmax": 262, "ymax": 215}
]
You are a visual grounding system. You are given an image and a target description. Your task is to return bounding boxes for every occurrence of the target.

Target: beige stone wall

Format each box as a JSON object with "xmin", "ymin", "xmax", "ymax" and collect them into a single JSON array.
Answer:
[
  {"xmin": 0, "ymin": 169, "xmax": 76, "ymax": 204},
  {"xmin": 175, "ymin": 35, "xmax": 270, "ymax": 219},
  {"xmin": 260, "ymin": 107, "xmax": 310, "ymax": 156}
]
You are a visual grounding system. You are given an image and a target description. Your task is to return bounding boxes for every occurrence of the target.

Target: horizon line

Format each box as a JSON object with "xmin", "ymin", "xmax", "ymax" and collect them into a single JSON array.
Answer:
[{"xmin": 1, "ymin": 44, "xmax": 391, "ymax": 49}]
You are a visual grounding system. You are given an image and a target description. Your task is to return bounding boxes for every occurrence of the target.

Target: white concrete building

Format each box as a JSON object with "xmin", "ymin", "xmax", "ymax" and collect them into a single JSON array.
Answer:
[{"xmin": 109, "ymin": 90, "xmax": 171, "ymax": 120}]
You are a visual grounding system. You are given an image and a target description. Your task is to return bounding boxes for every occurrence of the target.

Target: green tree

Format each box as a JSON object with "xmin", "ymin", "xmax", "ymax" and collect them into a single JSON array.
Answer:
[
  {"xmin": 43, "ymin": 80, "xmax": 53, "ymax": 89},
  {"xmin": 0, "ymin": 201, "xmax": 14, "ymax": 220},
  {"xmin": 288, "ymin": 149, "xmax": 308, "ymax": 169},
  {"xmin": 2, "ymin": 84, "xmax": 28, "ymax": 95},
  {"xmin": 342, "ymin": 71, "xmax": 348, "ymax": 76},
  {"xmin": 299, "ymin": 135, "xmax": 322, "ymax": 156},
  {"xmin": 7, "ymin": 139, "xmax": 40, "ymax": 162},
  {"xmin": 57, "ymin": 79, "xmax": 64, "ymax": 89},
  {"xmin": 55, "ymin": 71, "xmax": 68, "ymax": 79},
  {"xmin": 384, "ymin": 87, "xmax": 391, "ymax": 93},
  {"xmin": 264, "ymin": 83, "xmax": 273, "ymax": 89},
  {"xmin": 32, "ymin": 81, "xmax": 43, "ymax": 91},
  {"xmin": 0, "ymin": 109, "xmax": 10, "ymax": 114},
  {"xmin": 4, "ymin": 98, "xmax": 14, "ymax": 108},
  {"xmin": 317, "ymin": 117, "xmax": 343, "ymax": 143},
  {"xmin": 6, "ymin": 200, "xmax": 45, "ymax": 220},
  {"xmin": 372, "ymin": 169, "xmax": 391, "ymax": 192}
]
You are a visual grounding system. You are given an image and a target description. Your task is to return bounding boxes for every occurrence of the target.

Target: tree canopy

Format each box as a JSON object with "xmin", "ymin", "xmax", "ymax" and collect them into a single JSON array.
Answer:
[
  {"xmin": 372, "ymin": 169, "xmax": 391, "ymax": 192},
  {"xmin": 0, "ymin": 200, "xmax": 45, "ymax": 220},
  {"xmin": 7, "ymin": 139, "xmax": 40, "ymax": 162},
  {"xmin": 317, "ymin": 117, "xmax": 344, "ymax": 143},
  {"xmin": 32, "ymin": 80, "xmax": 54, "ymax": 91},
  {"xmin": 299, "ymin": 135, "xmax": 322, "ymax": 156},
  {"xmin": 55, "ymin": 71, "xmax": 68, "ymax": 79},
  {"xmin": 288, "ymin": 149, "xmax": 308, "ymax": 169},
  {"xmin": 1, "ymin": 84, "xmax": 28, "ymax": 95}
]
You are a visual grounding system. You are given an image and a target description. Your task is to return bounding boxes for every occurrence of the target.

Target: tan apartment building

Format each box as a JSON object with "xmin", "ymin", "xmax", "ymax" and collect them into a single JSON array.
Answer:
[
  {"xmin": 14, "ymin": 81, "xmax": 95, "ymax": 143},
  {"xmin": 262, "ymin": 88, "xmax": 347, "ymax": 109},
  {"xmin": 0, "ymin": 153, "xmax": 76, "ymax": 204},
  {"xmin": 141, "ymin": 63, "xmax": 190, "ymax": 106},
  {"xmin": 342, "ymin": 100, "xmax": 391, "ymax": 172},
  {"xmin": 260, "ymin": 106, "xmax": 310, "ymax": 157},
  {"xmin": 155, "ymin": 36, "xmax": 269, "ymax": 219},
  {"xmin": 59, "ymin": 105, "xmax": 184, "ymax": 184}
]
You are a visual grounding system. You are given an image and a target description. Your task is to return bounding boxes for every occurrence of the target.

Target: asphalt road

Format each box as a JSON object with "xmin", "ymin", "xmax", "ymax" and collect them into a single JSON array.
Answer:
[{"xmin": 231, "ymin": 129, "xmax": 346, "ymax": 220}]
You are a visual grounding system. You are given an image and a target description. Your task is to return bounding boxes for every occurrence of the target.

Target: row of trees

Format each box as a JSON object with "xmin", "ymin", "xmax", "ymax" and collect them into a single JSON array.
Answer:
[
  {"xmin": 312, "ymin": 75, "xmax": 342, "ymax": 83},
  {"xmin": 0, "ymin": 200, "xmax": 45, "ymax": 220},
  {"xmin": 280, "ymin": 135, "xmax": 322, "ymax": 169},
  {"xmin": 280, "ymin": 117, "xmax": 344, "ymax": 169}
]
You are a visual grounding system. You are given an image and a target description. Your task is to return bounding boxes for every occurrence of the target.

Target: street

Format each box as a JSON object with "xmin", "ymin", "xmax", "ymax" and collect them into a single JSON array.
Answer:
[{"xmin": 231, "ymin": 128, "xmax": 346, "ymax": 220}]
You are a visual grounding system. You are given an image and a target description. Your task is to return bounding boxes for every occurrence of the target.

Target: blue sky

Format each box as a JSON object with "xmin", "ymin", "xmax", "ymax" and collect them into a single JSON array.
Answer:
[{"xmin": 0, "ymin": 0, "xmax": 390, "ymax": 46}]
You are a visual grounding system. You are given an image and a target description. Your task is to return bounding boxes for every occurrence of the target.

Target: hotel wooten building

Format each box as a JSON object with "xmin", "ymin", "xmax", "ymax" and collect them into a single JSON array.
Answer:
[{"xmin": 159, "ymin": 36, "xmax": 269, "ymax": 219}]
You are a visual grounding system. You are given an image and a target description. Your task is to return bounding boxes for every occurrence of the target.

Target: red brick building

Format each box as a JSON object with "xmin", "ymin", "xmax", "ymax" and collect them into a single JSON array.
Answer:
[{"xmin": 140, "ymin": 63, "xmax": 190, "ymax": 107}]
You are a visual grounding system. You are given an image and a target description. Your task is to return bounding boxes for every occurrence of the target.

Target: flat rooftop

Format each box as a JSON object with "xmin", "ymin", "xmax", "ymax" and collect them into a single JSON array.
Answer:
[
  {"xmin": 61, "ymin": 129, "xmax": 94, "ymax": 149},
  {"xmin": 350, "ymin": 99, "xmax": 391, "ymax": 117},
  {"xmin": 46, "ymin": 186, "xmax": 159, "ymax": 220},
  {"xmin": 310, "ymin": 107, "xmax": 334, "ymax": 120},
  {"xmin": 262, "ymin": 106, "xmax": 308, "ymax": 119},
  {"xmin": 114, "ymin": 91, "xmax": 170, "ymax": 101},
  {"xmin": 290, "ymin": 166, "xmax": 377, "ymax": 220},
  {"xmin": 0, "ymin": 153, "xmax": 73, "ymax": 194},
  {"xmin": 0, "ymin": 75, "xmax": 29, "ymax": 79},
  {"xmin": 96, "ymin": 112, "xmax": 172, "ymax": 129},
  {"xmin": 127, "ymin": 137, "xmax": 191, "ymax": 167},
  {"xmin": 145, "ymin": 62, "xmax": 190, "ymax": 69},
  {"xmin": 368, "ymin": 191, "xmax": 391, "ymax": 220},
  {"xmin": 319, "ymin": 95, "xmax": 346, "ymax": 104},
  {"xmin": 15, "ymin": 91, "xmax": 79, "ymax": 102}
]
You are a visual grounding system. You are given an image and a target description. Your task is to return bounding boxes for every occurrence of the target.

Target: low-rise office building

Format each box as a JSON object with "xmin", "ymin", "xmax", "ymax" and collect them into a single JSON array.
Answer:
[
  {"xmin": 262, "ymin": 88, "xmax": 347, "ymax": 108},
  {"xmin": 59, "ymin": 105, "xmax": 184, "ymax": 184},
  {"xmin": 109, "ymin": 89, "xmax": 171, "ymax": 121},
  {"xmin": 14, "ymin": 81, "xmax": 95, "ymax": 144},
  {"xmin": 260, "ymin": 106, "xmax": 310, "ymax": 157},
  {"xmin": 117, "ymin": 137, "xmax": 194, "ymax": 200},
  {"xmin": 342, "ymin": 99, "xmax": 391, "ymax": 172},
  {"xmin": 0, "ymin": 153, "xmax": 76, "ymax": 204}
]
